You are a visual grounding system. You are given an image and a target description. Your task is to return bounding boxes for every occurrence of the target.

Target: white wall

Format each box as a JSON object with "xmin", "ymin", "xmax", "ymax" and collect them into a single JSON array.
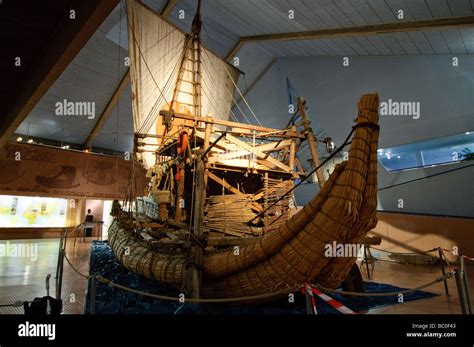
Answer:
[{"xmin": 236, "ymin": 55, "xmax": 474, "ymax": 217}]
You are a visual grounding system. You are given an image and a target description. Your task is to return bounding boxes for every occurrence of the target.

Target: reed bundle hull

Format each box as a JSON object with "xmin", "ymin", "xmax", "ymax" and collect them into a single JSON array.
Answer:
[{"xmin": 108, "ymin": 93, "xmax": 380, "ymax": 300}]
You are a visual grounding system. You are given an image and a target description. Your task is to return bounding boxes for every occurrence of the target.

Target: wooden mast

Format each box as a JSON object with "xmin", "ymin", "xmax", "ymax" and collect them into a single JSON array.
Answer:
[
  {"xmin": 297, "ymin": 97, "xmax": 326, "ymax": 188},
  {"xmin": 187, "ymin": 0, "xmax": 204, "ymax": 299}
]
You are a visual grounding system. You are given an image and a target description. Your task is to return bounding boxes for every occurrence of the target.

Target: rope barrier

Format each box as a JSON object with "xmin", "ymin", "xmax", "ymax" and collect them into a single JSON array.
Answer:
[
  {"xmin": 60, "ymin": 241, "xmax": 466, "ymax": 306},
  {"xmin": 94, "ymin": 275, "xmax": 298, "ymax": 304},
  {"xmin": 368, "ymin": 246, "xmax": 439, "ymax": 256},
  {"xmin": 63, "ymin": 252, "xmax": 91, "ymax": 279},
  {"xmin": 368, "ymin": 245, "xmax": 474, "ymax": 262},
  {"xmin": 438, "ymin": 248, "xmax": 454, "ymax": 273},
  {"xmin": 312, "ymin": 272, "xmax": 454, "ymax": 297}
]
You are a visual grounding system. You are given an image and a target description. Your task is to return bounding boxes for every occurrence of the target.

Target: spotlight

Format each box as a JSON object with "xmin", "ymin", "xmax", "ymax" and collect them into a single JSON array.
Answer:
[{"xmin": 466, "ymin": 132, "xmax": 471, "ymax": 135}]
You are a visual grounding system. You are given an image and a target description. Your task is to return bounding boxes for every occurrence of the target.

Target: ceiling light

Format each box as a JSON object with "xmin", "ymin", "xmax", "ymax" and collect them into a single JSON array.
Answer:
[
  {"xmin": 466, "ymin": 132, "xmax": 471, "ymax": 135},
  {"xmin": 16, "ymin": 137, "xmax": 23, "ymax": 142},
  {"xmin": 27, "ymin": 139, "xmax": 34, "ymax": 144}
]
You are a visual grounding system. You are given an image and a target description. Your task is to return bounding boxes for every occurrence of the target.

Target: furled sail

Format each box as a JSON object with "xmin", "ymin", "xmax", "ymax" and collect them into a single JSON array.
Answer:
[{"xmin": 125, "ymin": 0, "xmax": 240, "ymax": 167}]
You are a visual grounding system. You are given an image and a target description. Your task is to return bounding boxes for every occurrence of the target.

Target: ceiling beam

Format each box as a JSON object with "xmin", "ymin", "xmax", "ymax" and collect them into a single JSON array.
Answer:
[
  {"xmin": 226, "ymin": 15, "xmax": 474, "ymax": 60},
  {"xmin": 0, "ymin": 0, "xmax": 119, "ymax": 142},
  {"xmin": 84, "ymin": 69, "xmax": 130, "ymax": 149},
  {"xmin": 160, "ymin": 0, "xmax": 179, "ymax": 17}
]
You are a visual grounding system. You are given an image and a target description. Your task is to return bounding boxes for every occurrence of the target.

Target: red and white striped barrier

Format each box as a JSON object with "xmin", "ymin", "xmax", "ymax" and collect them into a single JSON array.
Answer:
[
  {"xmin": 302, "ymin": 284, "xmax": 317, "ymax": 314},
  {"xmin": 309, "ymin": 287, "xmax": 356, "ymax": 315}
]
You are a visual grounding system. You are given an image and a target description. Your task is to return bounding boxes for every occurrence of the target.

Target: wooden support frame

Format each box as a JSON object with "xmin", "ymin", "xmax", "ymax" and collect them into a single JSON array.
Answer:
[
  {"xmin": 298, "ymin": 97, "xmax": 325, "ymax": 187},
  {"xmin": 225, "ymin": 134, "xmax": 291, "ymax": 172},
  {"xmin": 226, "ymin": 15, "xmax": 474, "ymax": 60},
  {"xmin": 172, "ymin": 110, "xmax": 303, "ymax": 137},
  {"xmin": 208, "ymin": 139, "xmax": 291, "ymax": 164}
]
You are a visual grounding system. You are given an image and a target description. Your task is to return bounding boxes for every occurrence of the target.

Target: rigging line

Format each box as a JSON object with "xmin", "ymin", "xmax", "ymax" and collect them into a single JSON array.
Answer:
[
  {"xmin": 198, "ymin": 61, "xmax": 245, "ymax": 125},
  {"xmin": 199, "ymin": 48, "xmax": 252, "ymax": 124},
  {"xmin": 124, "ymin": 1, "xmax": 171, "ymax": 113},
  {"xmin": 248, "ymin": 125, "xmax": 357, "ymax": 223},
  {"xmin": 200, "ymin": 62, "xmax": 252, "ymax": 125},
  {"xmin": 133, "ymin": 37, "xmax": 187, "ymax": 83},
  {"xmin": 193, "ymin": 44, "xmax": 244, "ymax": 125},
  {"xmin": 138, "ymin": 50, "xmax": 182, "ymax": 134},
  {"xmin": 377, "ymin": 162, "xmax": 474, "ymax": 191},
  {"xmin": 199, "ymin": 75, "xmax": 240, "ymax": 123},
  {"xmin": 138, "ymin": 39, "xmax": 188, "ymax": 133},
  {"xmin": 201, "ymin": 17, "xmax": 237, "ymax": 49},
  {"xmin": 214, "ymin": 52, "xmax": 263, "ymax": 127},
  {"xmin": 140, "ymin": 34, "xmax": 195, "ymax": 133},
  {"xmin": 202, "ymin": 77, "xmax": 251, "ymax": 125}
]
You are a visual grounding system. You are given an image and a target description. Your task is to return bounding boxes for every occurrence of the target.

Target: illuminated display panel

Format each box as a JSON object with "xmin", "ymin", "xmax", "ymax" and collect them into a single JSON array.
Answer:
[{"xmin": 0, "ymin": 195, "xmax": 67, "ymax": 228}]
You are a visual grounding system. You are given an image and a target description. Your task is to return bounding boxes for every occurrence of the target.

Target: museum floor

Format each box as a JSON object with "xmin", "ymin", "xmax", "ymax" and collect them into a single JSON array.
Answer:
[{"xmin": 0, "ymin": 239, "xmax": 472, "ymax": 314}]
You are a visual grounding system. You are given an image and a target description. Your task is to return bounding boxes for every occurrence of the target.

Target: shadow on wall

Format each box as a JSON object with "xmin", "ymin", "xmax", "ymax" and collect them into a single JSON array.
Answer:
[{"xmin": 370, "ymin": 211, "xmax": 474, "ymax": 262}]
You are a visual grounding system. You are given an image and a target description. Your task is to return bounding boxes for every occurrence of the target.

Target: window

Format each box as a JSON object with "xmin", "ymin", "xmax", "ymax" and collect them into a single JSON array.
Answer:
[{"xmin": 378, "ymin": 131, "xmax": 474, "ymax": 172}]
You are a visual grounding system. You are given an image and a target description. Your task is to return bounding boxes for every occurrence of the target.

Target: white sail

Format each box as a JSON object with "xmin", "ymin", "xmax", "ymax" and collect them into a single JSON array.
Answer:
[{"xmin": 125, "ymin": 0, "xmax": 239, "ymax": 167}]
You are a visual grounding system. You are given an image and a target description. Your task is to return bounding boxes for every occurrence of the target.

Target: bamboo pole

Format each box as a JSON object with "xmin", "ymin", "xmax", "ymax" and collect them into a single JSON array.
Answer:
[
  {"xmin": 188, "ymin": 156, "xmax": 205, "ymax": 298},
  {"xmin": 289, "ymin": 125, "xmax": 296, "ymax": 172},
  {"xmin": 297, "ymin": 97, "xmax": 325, "ymax": 188}
]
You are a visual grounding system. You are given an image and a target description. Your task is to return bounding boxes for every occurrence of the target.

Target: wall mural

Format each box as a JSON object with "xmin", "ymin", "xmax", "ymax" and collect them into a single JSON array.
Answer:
[{"xmin": 0, "ymin": 142, "xmax": 148, "ymax": 199}]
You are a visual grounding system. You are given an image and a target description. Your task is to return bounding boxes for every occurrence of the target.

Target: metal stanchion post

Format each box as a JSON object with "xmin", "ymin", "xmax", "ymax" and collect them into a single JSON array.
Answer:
[
  {"xmin": 91, "ymin": 276, "xmax": 96, "ymax": 315},
  {"xmin": 364, "ymin": 245, "xmax": 371, "ymax": 280},
  {"xmin": 55, "ymin": 233, "xmax": 63, "ymax": 280},
  {"xmin": 454, "ymin": 269, "xmax": 468, "ymax": 314},
  {"xmin": 56, "ymin": 246, "xmax": 64, "ymax": 300},
  {"xmin": 438, "ymin": 248, "xmax": 450, "ymax": 297},
  {"xmin": 460, "ymin": 257, "xmax": 473, "ymax": 314},
  {"xmin": 305, "ymin": 287, "xmax": 313, "ymax": 315}
]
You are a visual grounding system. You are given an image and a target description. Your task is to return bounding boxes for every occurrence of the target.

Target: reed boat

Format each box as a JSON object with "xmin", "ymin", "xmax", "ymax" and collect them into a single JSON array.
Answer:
[{"xmin": 108, "ymin": 0, "xmax": 380, "ymax": 300}]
